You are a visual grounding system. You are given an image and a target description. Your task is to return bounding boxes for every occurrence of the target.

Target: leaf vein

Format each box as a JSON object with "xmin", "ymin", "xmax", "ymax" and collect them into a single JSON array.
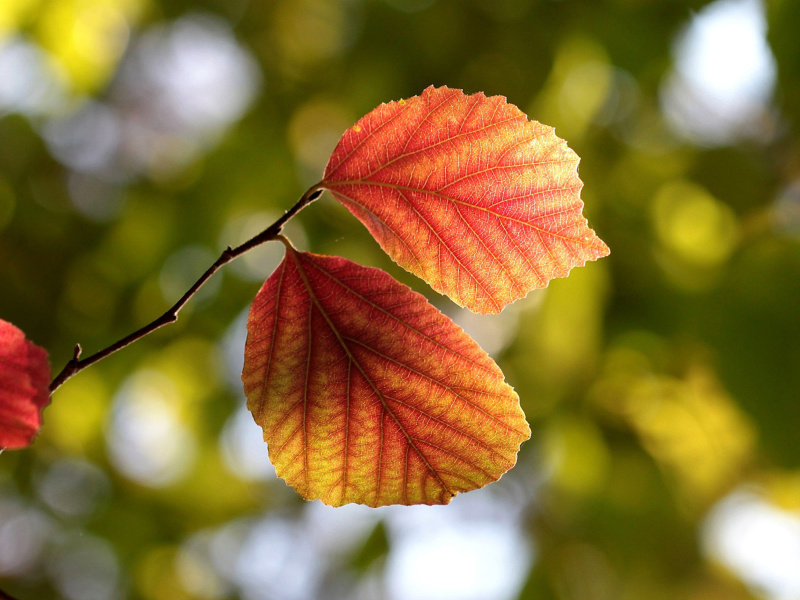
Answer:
[{"xmin": 290, "ymin": 251, "xmax": 453, "ymax": 503}]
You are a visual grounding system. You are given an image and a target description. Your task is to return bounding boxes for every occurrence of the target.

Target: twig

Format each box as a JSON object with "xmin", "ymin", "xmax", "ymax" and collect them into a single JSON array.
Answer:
[
  {"xmin": 49, "ymin": 184, "xmax": 324, "ymax": 393},
  {"xmin": 0, "ymin": 588, "xmax": 19, "ymax": 600}
]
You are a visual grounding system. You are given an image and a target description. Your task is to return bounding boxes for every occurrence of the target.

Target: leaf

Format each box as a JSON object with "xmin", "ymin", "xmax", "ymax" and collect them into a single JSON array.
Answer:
[
  {"xmin": 241, "ymin": 246, "xmax": 530, "ymax": 507},
  {"xmin": 0, "ymin": 319, "xmax": 51, "ymax": 450},
  {"xmin": 349, "ymin": 520, "xmax": 390, "ymax": 573},
  {"xmin": 322, "ymin": 85, "xmax": 609, "ymax": 314}
]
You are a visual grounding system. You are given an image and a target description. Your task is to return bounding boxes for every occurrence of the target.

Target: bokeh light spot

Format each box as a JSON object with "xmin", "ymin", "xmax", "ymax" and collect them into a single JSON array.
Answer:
[
  {"xmin": 661, "ymin": 0, "xmax": 776, "ymax": 145},
  {"xmin": 106, "ymin": 370, "xmax": 197, "ymax": 487},
  {"xmin": 652, "ymin": 180, "xmax": 740, "ymax": 267},
  {"xmin": 703, "ymin": 489, "xmax": 800, "ymax": 600}
]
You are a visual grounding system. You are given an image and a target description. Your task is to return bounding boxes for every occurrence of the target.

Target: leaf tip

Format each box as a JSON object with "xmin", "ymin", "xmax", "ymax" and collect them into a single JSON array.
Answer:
[{"xmin": 597, "ymin": 237, "xmax": 611, "ymax": 258}]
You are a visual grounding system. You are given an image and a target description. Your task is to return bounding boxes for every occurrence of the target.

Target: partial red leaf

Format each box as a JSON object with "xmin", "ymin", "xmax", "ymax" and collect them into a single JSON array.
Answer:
[
  {"xmin": 0, "ymin": 319, "xmax": 51, "ymax": 450},
  {"xmin": 242, "ymin": 248, "xmax": 530, "ymax": 507},
  {"xmin": 322, "ymin": 85, "xmax": 609, "ymax": 314}
]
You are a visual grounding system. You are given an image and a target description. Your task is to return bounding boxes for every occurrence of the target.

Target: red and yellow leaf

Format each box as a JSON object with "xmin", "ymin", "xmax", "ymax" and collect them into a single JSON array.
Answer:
[
  {"xmin": 322, "ymin": 85, "xmax": 609, "ymax": 314},
  {"xmin": 242, "ymin": 247, "xmax": 530, "ymax": 507},
  {"xmin": 0, "ymin": 319, "xmax": 51, "ymax": 450}
]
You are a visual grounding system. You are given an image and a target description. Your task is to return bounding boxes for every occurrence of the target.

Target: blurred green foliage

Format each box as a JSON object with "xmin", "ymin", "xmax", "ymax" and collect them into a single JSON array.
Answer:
[{"xmin": 2, "ymin": 0, "xmax": 800, "ymax": 599}]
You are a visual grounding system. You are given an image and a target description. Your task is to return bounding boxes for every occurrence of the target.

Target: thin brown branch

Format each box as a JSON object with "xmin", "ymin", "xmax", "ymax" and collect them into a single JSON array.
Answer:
[
  {"xmin": 0, "ymin": 588, "xmax": 19, "ymax": 600},
  {"xmin": 49, "ymin": 183, "xmax": 325, "ymax": 393}
]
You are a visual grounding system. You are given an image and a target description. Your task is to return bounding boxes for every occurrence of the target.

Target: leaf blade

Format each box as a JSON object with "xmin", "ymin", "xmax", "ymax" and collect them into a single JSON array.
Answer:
[
  {"xmin": 0, "ymin": 319, "xmax": 51, "ymax": 450},
  {"xmin": 242, "ymin": 250, "xmax": 530, "ymax": 507},
  {"xmin": 322, "ymin": 85, "xmax": 610, "ymax": 314}
]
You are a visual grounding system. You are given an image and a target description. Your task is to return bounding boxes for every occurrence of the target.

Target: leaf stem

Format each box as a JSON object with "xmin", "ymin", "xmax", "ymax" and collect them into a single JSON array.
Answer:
[{"xmin": 49, "ymin": 183, "xmax": 325, "ymax": 393}]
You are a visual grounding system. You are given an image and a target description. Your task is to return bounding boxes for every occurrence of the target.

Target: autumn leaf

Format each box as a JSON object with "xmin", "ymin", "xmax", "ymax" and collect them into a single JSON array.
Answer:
[
  {"xmin": 0, "ymin": 319, "xmax": 51, "ymax": 450},
  {"xmin": 241, "ymin": 245, "xmax": 530, "ymax": 507},
  {"xmin": 322, "ymin": 85, "xmax": 609, "ymax": 314}
]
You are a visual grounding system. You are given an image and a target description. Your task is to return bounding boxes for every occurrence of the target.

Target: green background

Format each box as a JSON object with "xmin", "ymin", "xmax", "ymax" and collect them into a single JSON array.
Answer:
[{"xmin": 2, "ymin": 0, "xmax": 799, "ymax": 598}]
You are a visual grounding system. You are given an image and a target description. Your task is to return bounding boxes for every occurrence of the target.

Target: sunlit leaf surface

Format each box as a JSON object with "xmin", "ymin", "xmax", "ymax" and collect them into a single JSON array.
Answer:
[
  {"xmin": 0, "ymin": 319, "xmax": 51, "ymax": 450},
  {"xmin": 242, "ymin": 248, "xmax": 530, "ymax": 506},
  {"xmin": 322, "ymin": 85, "xmax": 609, "ymax": 314}
]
